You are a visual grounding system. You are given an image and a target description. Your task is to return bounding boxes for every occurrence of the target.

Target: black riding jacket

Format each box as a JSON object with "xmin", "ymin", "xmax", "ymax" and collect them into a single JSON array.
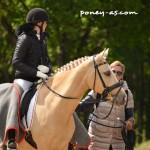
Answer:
[{"xmin": 12, "ymin": 31, "xmax": 52, "ymax": 82}]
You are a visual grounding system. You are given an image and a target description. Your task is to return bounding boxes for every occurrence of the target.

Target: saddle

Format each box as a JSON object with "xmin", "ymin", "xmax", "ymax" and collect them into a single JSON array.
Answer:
[
  {"xmin": 20, "ymin": 85, "xmax": 38, "ymax": 149},
  {"xmin": 20, "ymin": 85, "xmax": 37, "ymax": 120}
]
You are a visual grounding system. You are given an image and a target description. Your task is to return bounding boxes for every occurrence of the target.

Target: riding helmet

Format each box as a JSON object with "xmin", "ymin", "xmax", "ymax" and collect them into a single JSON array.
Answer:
[{"xmin": 26, "ymin": 8, "xmax": 49, "ymax": 23}]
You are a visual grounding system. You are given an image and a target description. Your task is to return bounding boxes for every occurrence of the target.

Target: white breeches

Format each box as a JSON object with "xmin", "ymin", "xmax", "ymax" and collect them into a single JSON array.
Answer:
[{"xmin": 14, "ymin": 79, "xmax": 33, "ymax": 91}]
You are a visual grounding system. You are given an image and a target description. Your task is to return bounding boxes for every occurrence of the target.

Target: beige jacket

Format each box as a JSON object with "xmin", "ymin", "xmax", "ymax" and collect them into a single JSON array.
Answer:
[{"xmin": 88, "ymin": 81, "xmax": 134, "ymax": 150}]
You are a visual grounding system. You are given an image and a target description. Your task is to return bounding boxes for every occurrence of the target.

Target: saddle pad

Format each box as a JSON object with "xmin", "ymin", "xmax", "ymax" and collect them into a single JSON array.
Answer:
[
  {"xmin": 22, "ymin": 91, "xmax": 38, "ymax": 130},
  {"xmin": 0, "ymin": 83, "xmax": 25, "ymax": 147}
]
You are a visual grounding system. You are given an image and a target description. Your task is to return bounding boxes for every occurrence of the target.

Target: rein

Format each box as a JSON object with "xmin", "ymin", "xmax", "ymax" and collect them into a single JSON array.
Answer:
[
  {"xmin": 42, "ymin": 79, "xmax": 78, "ymax": 99},
  {"xmin": 91, "ymin": 85, "xmax": 122, "ymax": 120},
  {"xmin": 77, "ymin": 112, "xmax": 122, "ymax": 128},
  {"xmin": 42, "ymin": 56, "xmax": 122, "ymax": 108},
  {"xmin": 42, "ymin": 56, "xmax": 124, "ymax": 127},
  {"xmin": 118, "ymin": 118, "xmax": 150, "ymax": 141},
  {"xmin": 76, "ymin": 85, "xmax": 123, "ymax": 128}
]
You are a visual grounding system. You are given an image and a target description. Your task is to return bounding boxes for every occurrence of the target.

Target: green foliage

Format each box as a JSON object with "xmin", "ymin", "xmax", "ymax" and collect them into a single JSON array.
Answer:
[{"xmin": 0, "ymin": 0, "xmax": 150, "ymax": 144}]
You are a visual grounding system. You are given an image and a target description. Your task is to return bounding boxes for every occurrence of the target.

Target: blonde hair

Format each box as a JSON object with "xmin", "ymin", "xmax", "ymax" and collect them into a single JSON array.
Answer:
[{"xmin": 110, "ymin": 60, "xmax": 125, "ymax": 75}]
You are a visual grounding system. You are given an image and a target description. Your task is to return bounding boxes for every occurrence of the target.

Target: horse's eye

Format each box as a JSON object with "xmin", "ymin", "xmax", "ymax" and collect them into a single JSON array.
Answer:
[{"xmin": 104, "ymin": 71, "xmax": 111, "ymax": 76}]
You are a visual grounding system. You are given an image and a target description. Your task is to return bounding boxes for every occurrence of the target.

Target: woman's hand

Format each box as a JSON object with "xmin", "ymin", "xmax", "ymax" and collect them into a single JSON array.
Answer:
[{"xmin": 125, "ymin": 119, "xmax": 134, "ymax": 130}]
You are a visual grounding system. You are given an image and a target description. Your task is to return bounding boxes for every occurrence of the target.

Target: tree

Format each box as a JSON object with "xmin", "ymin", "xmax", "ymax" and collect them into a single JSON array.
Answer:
[{"xmin": 0, "ymin": 0, "xmax": 150, "ymax": 144}]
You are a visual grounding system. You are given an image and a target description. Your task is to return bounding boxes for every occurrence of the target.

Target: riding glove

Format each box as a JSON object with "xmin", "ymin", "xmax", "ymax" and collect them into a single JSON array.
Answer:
[
  {"xmin": 37, "ymin": 65, "xmax": 49, "ymax": 73},
  {"xmin": 36, "ymin": 71, "xmax": 49, "ymax": 80}
]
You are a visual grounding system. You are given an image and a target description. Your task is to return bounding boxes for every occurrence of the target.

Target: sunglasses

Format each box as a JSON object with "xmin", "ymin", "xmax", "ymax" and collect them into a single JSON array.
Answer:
[{"xmin": 112, "ymin": 70, "xmax": 123, "ymax": 76}]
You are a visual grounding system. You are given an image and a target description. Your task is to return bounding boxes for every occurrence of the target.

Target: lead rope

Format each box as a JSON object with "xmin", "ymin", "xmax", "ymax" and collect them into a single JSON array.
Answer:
[
  {"xmin": 89, "ymin": 82, "xmax": 123, "ymax": 122},
  {"xmin": 118, "ymin": 118, "xmax": 150, "ymax": 141},
  {"xmin": 76, "ymin": 83, "xmax": 123, "ymax": 127}
]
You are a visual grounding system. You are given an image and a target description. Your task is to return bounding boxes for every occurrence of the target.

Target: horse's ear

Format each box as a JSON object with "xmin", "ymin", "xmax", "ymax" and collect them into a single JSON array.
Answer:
[
  {"xmin": 100, "ymin": 48, "xmax": 109, "ymax": 60},
  {"xmin": 103, "ymin": 48, "xmax": 109, "ymax": 59}
]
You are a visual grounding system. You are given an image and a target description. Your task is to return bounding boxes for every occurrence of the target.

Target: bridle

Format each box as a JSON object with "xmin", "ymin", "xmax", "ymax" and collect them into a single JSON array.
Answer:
[
  {"xmin": 93, "ymin": 55, "xmax": 122, "ymax": 98},
  {"xmin": 43, "ymin": 55, "xmax": 122, "ymax": 100},
  {"xmin": 76, "ymin": 56, "xmax": 124, "ymax": 127}
]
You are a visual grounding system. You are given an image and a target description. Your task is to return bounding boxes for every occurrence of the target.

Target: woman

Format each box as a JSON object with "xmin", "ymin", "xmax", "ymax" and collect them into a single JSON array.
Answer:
[
  {"xmin": 76, "ymin": 61, "xmax": 134, "ymax": 150},
  {"xmin": 7, "ymin": 8, "xmax": 53, "ymax": 150}
]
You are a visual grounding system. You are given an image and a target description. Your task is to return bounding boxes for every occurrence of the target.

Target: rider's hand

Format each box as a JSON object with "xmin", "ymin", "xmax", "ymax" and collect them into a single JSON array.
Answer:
[
  {"xmin": 125, "ymin": 119, "xmax": 134, "ymax": 130},
  {"xmin": 37, "ymin": 65, "xmax": 49, "ymax": 73},
  {"xmin": 36, "ymin": 71, "xmax": 49, "ymax": 80}
]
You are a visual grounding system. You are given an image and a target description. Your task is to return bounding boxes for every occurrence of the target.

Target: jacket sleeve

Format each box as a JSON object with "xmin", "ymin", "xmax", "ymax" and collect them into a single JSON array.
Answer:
[
  {"xmin": 44, "ymin": 50, "xmax": 53, "ymax": 73},
  {"xmin": 12, "ymin": 35, "xmax": 37, "ymax": 77},
  {"xmin": 41, "ymin": 32, "xmax": 53, "ymax": 73},
  {"xmin": 76, "ymin": 91, "xmax": 96, "ymax": 112},
  {"xmin": 125, "ymin": 108, "xmax": 134, "ymax": 120},
  {"xmin": 125, "ymin": 89, "xmax": 134, "ymax": 121}
]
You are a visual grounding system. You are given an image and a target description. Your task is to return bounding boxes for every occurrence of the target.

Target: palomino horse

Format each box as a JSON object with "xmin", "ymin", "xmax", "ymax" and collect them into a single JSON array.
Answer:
[{"xmin": 18, "ymin": 49, "xmax": 125, "ymax": 150}]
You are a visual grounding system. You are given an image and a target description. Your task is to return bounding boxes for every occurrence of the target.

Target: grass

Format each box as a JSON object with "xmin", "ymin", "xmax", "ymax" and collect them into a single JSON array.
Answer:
[{"xmin": 134, "ymin": 141, "xmax": 150, "ymax": 150}]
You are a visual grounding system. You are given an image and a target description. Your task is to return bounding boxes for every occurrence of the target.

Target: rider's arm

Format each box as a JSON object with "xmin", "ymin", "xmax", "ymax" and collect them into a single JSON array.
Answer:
[{"xmin": 76, "ymin": 90, "xmax": 97, "ymax": 112}]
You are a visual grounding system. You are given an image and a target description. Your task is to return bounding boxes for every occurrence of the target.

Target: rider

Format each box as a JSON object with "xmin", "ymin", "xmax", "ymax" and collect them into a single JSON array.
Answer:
[
  {"xmin": 7, "ymin": 8, "xmax": 53, "ymax": 150},
  {"xmin": 76, "ymin": 60, "xmax": 135, "ymax": 150}
]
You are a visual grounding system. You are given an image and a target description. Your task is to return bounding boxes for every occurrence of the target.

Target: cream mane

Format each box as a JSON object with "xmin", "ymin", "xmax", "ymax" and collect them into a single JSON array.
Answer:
[{"xmin": 54, "ymin": 55, "xmax": 90, "ymax": 74}]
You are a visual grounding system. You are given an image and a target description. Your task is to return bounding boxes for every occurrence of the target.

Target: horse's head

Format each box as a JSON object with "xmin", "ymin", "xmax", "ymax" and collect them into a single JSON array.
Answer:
[{"xmin": 87, "ymin": 48, "xmax": 126, "ymax": 102}]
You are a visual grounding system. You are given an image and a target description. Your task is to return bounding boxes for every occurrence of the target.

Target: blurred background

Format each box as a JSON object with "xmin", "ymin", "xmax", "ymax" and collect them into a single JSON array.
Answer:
[{"xmin": 0, "ymin": 0, "xmax": 150, "ymax": 149}]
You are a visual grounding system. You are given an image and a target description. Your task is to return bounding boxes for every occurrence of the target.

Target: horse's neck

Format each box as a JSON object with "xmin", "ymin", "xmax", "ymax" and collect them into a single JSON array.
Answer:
[
  {"xmin": 43, "ymin": 62, "xmax": 90, "ymax": 114},
  {"xmin": 52, "ymin": 64, "xmax": 89, "ymax": 98}
]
